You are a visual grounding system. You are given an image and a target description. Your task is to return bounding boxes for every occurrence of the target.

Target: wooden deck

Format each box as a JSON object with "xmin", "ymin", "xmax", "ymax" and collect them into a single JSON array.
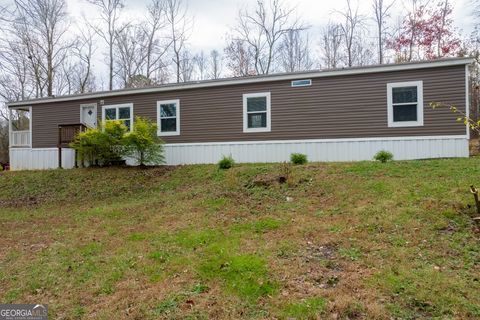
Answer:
[{"xmin": 58, "ymin": 124, "xmax": 87, "ymax": 168}]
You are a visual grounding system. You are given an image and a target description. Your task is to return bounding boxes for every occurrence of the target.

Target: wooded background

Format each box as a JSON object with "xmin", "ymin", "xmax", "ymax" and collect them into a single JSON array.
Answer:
[{"xmin": 0, "ymin": 0, "xmax": 479, "ymax": 164}]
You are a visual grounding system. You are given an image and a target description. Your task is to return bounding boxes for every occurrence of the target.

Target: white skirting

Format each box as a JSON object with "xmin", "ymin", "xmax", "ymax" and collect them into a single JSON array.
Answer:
[
  {"xmin": 163, "ymin": 136, "xmax": 469, "ymax": 165},
  {"xmin": 9, "ymin": 148, "xmax": 75, "ymax": 170},
  {"xmin": 9, "ymin": 136, "xmax": 469, "ymax": 170}
]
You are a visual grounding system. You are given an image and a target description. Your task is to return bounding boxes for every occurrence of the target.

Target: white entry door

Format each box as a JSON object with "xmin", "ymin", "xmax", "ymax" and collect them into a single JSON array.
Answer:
[{"xmin": 80, "ymin": 104, "xmax": 97, "ymax": 128}]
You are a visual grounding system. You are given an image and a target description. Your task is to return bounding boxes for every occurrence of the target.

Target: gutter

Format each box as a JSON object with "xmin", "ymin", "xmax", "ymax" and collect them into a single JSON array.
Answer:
[{"xmin": 7, "ymin": 57, "xmax": 475, "ymax": 107}]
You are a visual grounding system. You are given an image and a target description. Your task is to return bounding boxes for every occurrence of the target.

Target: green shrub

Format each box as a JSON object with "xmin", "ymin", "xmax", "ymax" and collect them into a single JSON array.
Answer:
[
  {"xmin": 71, "ymin": 120, "xmax": 128, "ymax": 166},
  {"xmin": 124, "ymin": 117, "xmax": 165, "ymax": 166},
  {"xmin": 374, "ymin": 150, "xmax": 394, "ymax": 163},
  {"xmin": 218, "ymin": 155, "xmax": 235, "ymax": 169},
  {"xmin": 290, "ymin": 153, "xmax": 308, "ymax": 165},
  {"xmin": 72, "ymin": 118, "xmax": 165, "ymax": 167}
]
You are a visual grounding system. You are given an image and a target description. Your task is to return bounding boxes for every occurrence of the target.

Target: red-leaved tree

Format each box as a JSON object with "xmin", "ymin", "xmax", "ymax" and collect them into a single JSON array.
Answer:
[{"xmin": 388, "ymin": 0, "xmax": 461, "ymax": 62}]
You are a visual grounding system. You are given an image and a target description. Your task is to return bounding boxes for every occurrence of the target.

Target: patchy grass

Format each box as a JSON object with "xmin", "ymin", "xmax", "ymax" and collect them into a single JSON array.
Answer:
[
  {"xmin": 0, "ymin": 159, "xmax": 479, "ymax": 319},
  {"xmin": 281, "ymin": 297, "xmax": 326, "ymax": 319}
]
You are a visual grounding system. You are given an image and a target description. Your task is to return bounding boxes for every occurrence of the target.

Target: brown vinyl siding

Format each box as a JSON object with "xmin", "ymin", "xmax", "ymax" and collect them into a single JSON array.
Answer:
[{"xmin": 25, "ymin": 64, "xmax": 466, "ymax": 148}]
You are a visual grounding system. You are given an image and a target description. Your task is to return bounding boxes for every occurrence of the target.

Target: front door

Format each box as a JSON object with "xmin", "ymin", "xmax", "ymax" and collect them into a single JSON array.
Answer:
[{"xmin": 81, "ymin": 104, "xmax": 97, "ymax": 128}]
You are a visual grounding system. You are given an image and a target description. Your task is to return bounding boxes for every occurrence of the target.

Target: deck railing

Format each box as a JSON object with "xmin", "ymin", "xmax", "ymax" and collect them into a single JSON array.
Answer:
[
  {"xmin": 58, "ymin": 124, "xmax": 87, "ymax": 147},
  {"xmin": 10, "ymin": 130, "xmax": 31, "ymax": 147},
  {"xmin": 58, "ymin": 124, "xmax": 87, "ymax": 168}
]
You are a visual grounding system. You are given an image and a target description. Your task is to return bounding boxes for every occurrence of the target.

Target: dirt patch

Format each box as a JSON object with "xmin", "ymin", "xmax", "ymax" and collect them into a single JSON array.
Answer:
[
  {"xmin": 0, "ymin": 196, "xmax": 44, "ymax": 208},
  {"xmin": 131, "ymin": 165, "xmax": 178, "ymax": 174},
  {"xmin": 304, "ymin": 242, "xmax": 338, "ymax": 262},
  {"xmin": 469, "ymin": 139, "xmax": 480, "ymax": 156},
  {"xmin": 246, "ymin": 173, "xmax": 288, "ymax": 188}
]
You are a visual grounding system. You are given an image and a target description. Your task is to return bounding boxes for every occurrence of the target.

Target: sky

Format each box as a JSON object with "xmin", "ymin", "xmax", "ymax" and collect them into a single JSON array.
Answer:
[
  {"xmin": 0, "ymin": 0, "xmax": 477, "ymax": 86},
  {"xmin": 63, "ymin": 0, "xmax": 476, "ymax": 53},
  {"xmin": 1, "ymin": 0, "xmax": 477, "ymax": 55}
]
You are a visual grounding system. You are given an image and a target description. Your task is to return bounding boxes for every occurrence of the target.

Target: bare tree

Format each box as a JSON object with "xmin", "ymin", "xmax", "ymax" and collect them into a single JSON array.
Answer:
[
  {"xmin": 179, "ymin": 49, "xmax": 194, "ymax": 82},
  {"xmin": 118, "ymin": 24, "xmax": 169, "ymax": 86},
  {"xmin": 0, "ymin": 39, "xmax": 34, "ymax": 101},
  {"xmin": 113, "ymin": 0, "xmax": 170, "ymax": 88},
  {"xmin": 114, "ymin": 24, "xmax": 145, "ymax": 88},
  {"xmin": 165, "ymin": 0, "xmax": 192, "ymax": 83},
  {"xmin": 87, "ymin": 0, "xmax": 124, "ymax": 91},
  {"xmin": 73, "ymin": 25, "xmax": 96, "ymax": 93},
  {"xmin": 279, "ymin": 29, "xmax": 314, "ymax": 72},
  {"xmin": 0, "ymin": 107, "xmax": 8, "ymax": 163},
  {"xmin": 474, "ymin": 0, "xmax": 480, "ymax": 23},
  {"xmin": 14, "ymin": 0, "xmax": 72, "ymax": 97},
  {"xmin": 352, "ymin": 39, "xmax": 375, "ymax": 66},
  {"xmin": 209, "ymin": 49, "xmax": 222, "ymax": 79},
  {"xmin": 373, "ymin": 0, "xmax": 395, "ymax": 64},
  {"xmin": 337, "ymin": 0, "xmax": 365, "ymax": 67},
  {"xmin": 194, "ymin": 51, "xmax": 207, "ymax": 80},
  {"xmin": 224, "ymin": 39, "xmax": 255, "ymax": 77},
  {"xmin": 320, "ymin": 22, "xmax": 344, "ymax": 69},
  {"xmin": 231, "ymin": 0, "xmax": 305, "ymax": 75},
  {"xmin": 143, "ymin": 0, "xmax": 169, "ymax": 81}
]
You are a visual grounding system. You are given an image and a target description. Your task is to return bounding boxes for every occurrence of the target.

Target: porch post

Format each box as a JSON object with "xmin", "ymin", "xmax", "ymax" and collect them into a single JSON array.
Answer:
[
  {"xmin": 58, "ymin": 126, "xmax": 62, "ymax": 169},
  {"xmin": 8, "ymin": 108, "xmax": 12, "ymax": 147}
]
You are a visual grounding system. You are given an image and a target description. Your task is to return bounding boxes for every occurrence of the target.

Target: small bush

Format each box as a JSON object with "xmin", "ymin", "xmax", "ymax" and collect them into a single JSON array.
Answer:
[
  {"xmin": 71, "ymin": 117, "xmax": 165, "ymax": 167},
  {"xmin": 374, "ymin": 150, "xmax": 394, "ymax": 163},
  {"xmin": 290, "ymin": 153, "xmax": 308, "ymax": 165},
  {"xmin": 218, "ymin": 155, "xmax": 235, "ymax": 169},
  {"xmin": 70, "ymin": 120, "xmax": 128, "ymax": 166},
  {"xmin": 124, "ymin": 116, "xmax": 165, "ymax": 166}
]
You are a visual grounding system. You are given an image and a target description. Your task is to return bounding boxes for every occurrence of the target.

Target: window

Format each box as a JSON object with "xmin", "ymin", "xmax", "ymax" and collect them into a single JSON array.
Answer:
[
  {"xmin": 291, "ymin": 79, "xmax": 312, "ymax": 87},
  {"xmin": 102, "ymin": 103, "xmax": 133, "ymax": 130},
  {"xmin": 387, "ymin": 81, "xmax": 423, "ymax": 127},
  {"xmin": 9, "ymin": 106, "xmax": 32, "ymax": 147},
  {"xmin": 157, "ymin": 99, "xmax": 180, "ymax": 136},
  {"xmin": 243, "ymin": 92, "xmax": 271, "ymax": 133}
]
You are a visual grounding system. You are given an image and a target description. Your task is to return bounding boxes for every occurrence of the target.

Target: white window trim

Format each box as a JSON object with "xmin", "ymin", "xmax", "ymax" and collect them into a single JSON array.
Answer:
[
  {"xmin": 80, "ymin": 103, "xmax": 98, "ymax": 128},
  {"xmin": 9, "ymin": 106, "xmax": 32, "ymax": 148},
  {"xmin": 387, "ymin": 80, "xmax": 424, "ymax": 127},
  {"xmin": 157, "ymin": 99, "xmax": 180, "ymax": 136},
  {"xmin": 243, "ymin": 92, "xmax": 271, "ymax": 133},
  {"xmin": 101, "ymin": 103, "xmax": 134, "ymax": 131},
  {"xmin": 291, "ymin": 79, "xmax": 312, "ymax": 87}
]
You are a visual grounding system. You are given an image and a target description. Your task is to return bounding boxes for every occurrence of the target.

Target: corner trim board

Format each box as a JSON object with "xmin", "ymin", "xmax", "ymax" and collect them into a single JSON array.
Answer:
[{"xmin": 466, "ymin": 64, "xmax": 470, "ymax": 139}]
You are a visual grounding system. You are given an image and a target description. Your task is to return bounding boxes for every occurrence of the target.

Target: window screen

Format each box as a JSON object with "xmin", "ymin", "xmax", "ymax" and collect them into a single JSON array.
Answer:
[
  {"xmin": 392, "ymin": 86, "xmax": 418, "ymax": 122},
  {"xmin": 246, "ymin": 96, "xmax": 267, "ymax": 128}
]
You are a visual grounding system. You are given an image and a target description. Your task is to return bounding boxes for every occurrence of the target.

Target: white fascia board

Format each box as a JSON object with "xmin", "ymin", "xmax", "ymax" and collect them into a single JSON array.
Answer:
[{"xmin": 7, "ymin": 58, "xmax": 475, "ymax": 107}]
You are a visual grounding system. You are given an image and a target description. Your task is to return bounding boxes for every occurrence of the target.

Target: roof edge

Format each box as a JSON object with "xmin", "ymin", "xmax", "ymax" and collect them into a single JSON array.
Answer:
[{"xmin": 7, "ymin": 57, "xmax": 475, "ymax": 107}]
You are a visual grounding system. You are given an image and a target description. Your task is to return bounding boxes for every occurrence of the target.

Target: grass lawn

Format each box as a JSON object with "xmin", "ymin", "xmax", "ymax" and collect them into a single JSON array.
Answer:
[{"xmin": 0, "ymin": 158, "xmax": 479, "ymax": 319}]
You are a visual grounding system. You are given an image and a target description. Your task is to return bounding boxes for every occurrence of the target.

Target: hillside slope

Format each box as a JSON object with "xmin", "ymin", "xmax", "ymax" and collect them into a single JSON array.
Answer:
[{"xmin": 0, "ymin": 159, "xmax": 479, "ymax": 319}]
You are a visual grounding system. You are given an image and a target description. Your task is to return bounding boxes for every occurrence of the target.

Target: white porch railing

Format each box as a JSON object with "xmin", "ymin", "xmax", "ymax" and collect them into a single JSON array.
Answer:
[{"xmin": 10, "ymin": 130, "xmax": 31, "ymax": 147}]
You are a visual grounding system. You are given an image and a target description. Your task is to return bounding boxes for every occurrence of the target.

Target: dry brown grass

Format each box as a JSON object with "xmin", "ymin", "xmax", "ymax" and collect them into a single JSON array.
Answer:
[{"xmin": 0, "ymin": 159, "xmax": 479, "ymax": 319}]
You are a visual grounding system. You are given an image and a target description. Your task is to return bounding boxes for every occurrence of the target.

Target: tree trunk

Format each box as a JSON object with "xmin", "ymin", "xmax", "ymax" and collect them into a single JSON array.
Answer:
[{"xmin": 109, "ymin": 42, "xmax": 114, "ymax": 90}]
